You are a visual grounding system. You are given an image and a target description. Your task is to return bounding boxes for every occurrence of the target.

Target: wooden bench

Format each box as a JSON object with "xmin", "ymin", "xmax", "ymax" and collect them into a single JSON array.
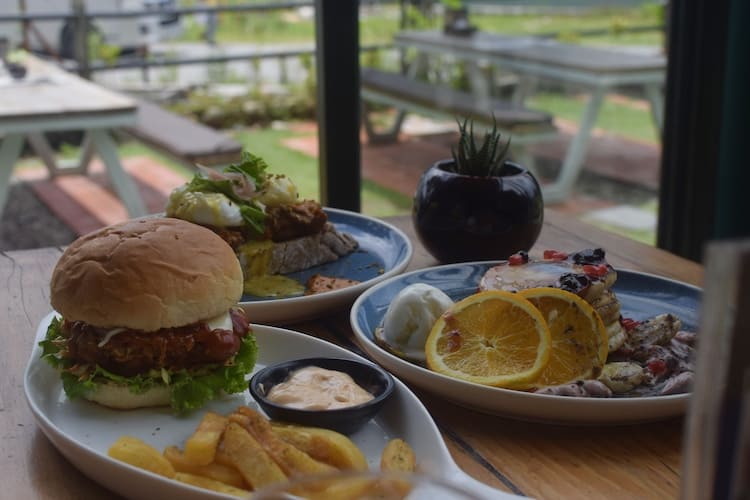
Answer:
[
  {"xmin": 123, "ymin": 98, "xmax": 243, "ymax": 168},
  {"xmin": 360, "ymin": 68, "xmax": 557, "ymax": 154}
]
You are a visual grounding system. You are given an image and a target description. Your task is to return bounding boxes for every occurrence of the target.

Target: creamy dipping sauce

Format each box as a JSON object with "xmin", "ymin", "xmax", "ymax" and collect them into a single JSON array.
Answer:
[{"xmin": 266, "ymin": 366, "xmax": 374, "ymax": 410}]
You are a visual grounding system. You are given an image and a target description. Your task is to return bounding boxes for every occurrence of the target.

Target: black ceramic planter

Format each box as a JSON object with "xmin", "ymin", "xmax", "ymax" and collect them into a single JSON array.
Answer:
[{"xmin": 412, "ymin": 159, "xmax": 544, "ymax": 263}]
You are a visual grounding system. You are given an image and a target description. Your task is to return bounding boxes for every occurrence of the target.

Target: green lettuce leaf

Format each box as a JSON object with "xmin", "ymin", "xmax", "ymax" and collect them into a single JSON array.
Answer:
[
  {"xmin": 169, "ymin": 334, "xmax": 258, "ymax": 412},
  {"xmin": 39, "ymin": 318, "xmax": 259, "ymax": 413},
  {"xmin": 224, "ymin": 152, "xmax": 269, "ymax": 181},
  {"xmin": 183, "ymin": 152, "xmax": 269, "ymax": 234}
]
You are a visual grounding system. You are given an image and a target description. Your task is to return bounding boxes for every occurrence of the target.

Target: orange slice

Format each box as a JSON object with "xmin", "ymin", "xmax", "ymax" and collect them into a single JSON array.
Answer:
[
  {"xmin": 517, "ymin": 287, "xmax": 608, "ymax": 388},
  {"xmin": 424, "ymin": 290, "xmax": 551, "ymax": 388}
]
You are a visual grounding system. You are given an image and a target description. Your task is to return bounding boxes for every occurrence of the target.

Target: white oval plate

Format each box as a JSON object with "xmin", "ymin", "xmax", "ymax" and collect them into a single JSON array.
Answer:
[
  {"xmin": 239, "ymin": 208, "xmax": 412, "ymax": 325},
  {"xmin": 25, "ymin": 313, "xmax": 513, "ymax": 500},
  {"xmin": 350, "ymin": 262, "xmax": 702, "ymax": 425}
]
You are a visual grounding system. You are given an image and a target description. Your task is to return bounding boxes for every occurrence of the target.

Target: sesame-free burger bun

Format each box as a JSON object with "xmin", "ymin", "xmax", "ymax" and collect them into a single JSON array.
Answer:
[{"xmin": 50, "ymin": 217, "xmax": 243, "ymax": 332}]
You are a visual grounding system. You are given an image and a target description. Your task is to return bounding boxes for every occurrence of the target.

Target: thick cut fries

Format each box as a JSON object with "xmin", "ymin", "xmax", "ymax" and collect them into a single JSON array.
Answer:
[
  {"xmin": 108, "ymin": 405, "xmax": 419, "ymax": 498},
  {"xmin": 184, "ymin": 411, "xmax": 228, "ymax": 465},
  {"xmin": 380, "ymin": 438, "xmax": 417, "ymax": 473},
  {"xmin": 108, "ymin": 436, "xmax": 176, "ymax": 478},
  {"xmin": 271, "ymin": 422, "xmax": 368, "ymax": 471},
  {"xmin": 174, "ymin": 472, "xmax": 250, "ymax": 497},
  {"xmin": 163, "ymin": 445, "xmax": 245, "ymax": 488},
  {"xmin": 222, "ymin": 421, "xmax": 287, "ymax": 489},
  {"xmin": 232, "ymin": 407, "xmax": 337, "ymax": 477}
]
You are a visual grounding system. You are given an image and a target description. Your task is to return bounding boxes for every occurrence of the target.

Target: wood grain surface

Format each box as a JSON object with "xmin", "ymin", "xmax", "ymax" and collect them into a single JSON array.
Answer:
[
  {"xmin": 0, "ymin": 55, "xmax": 135, "ymax": 120},
  {"xmin": 0, "ymin": 210, "xmax": 703, "ymax": 499}
]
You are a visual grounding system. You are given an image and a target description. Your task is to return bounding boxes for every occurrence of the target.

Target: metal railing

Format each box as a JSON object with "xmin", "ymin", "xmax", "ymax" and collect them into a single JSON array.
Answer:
[{"xmin": 0, "ymin": 1, "xmax": 392, "ymax": 80}]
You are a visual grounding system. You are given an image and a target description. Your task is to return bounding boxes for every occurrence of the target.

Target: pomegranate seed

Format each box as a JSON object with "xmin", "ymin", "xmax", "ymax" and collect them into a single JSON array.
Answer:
[
  {"xmin": 543, "ymin": 250, "xmax": 568, "ymax": 260},
  {"xmin": 508, "ymin": 252, "xmax": 528, "ymax": 266},
  {"xmin": 647, "ymin": 359, "xmax": 667, "ymax": 376},
  {"xmin": 620, "ymin": 317, "xmax": 641, "ymax": 331},
  {"xmin": 583, "ymin": 264, "xmax": 609, "ymax": 277}
]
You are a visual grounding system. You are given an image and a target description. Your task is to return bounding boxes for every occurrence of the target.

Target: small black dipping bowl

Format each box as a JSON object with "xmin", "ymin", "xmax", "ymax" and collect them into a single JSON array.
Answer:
[{"xmin": 249, "ymin": 357, "xmax": 395, "ymax": 435}]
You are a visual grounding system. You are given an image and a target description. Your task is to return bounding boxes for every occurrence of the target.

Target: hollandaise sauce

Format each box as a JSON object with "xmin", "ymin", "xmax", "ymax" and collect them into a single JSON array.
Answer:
[
  {"xmin": 244, "ymin": 274, "xmax": 304, "ymax": 298},
  {"xmin": 238, "ymin": 240, "xmax": 304, "ymax": 297}
]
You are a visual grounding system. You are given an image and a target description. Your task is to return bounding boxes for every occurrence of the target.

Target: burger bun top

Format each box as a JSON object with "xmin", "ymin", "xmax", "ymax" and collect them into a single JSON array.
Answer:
[{"xmin": 50, "ymin": 217, "xmax": 243, "ymax": 331}]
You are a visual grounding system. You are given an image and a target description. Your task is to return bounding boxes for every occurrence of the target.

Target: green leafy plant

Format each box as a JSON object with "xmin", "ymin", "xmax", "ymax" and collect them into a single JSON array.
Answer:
[
  {"xmin": 442, "ymin": 0, "xmax": 464, "ymax": 9},
  {"xmin": 87, "ymin": 31, "xmax": 120, "ymax": 66},
  {"xmin": 449, "ymin": 117, "xmax": 512, "ymax": 177}
]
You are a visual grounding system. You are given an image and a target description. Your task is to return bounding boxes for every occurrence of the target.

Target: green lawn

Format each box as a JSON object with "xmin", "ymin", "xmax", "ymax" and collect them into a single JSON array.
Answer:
[
  {"xmin": 528, "ymin": 92, "xmax": 659, "ymax": 144},
  {"xmin": 233, "ymin": 128, "xmax": 412, "ymax": 217},
  {"xmin": 175, "ymin": 2, "xmax": 664, "ymax": 47},
  {"xmin": 25, "ymin": 126, "xmax": 412, "ymax": 218}
]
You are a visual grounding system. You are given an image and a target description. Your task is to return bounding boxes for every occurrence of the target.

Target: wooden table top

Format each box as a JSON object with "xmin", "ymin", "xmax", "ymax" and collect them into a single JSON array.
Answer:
[
  {"xmin": 0, "ymin": 53, "xmax": 135, "ymax": 122},
  {"xmin": 0, "ymin": 210, "xmax": 703, "ymax": 499},
  {"xmin": 395, "ymin": 30, "xmax": 666, "ymax": 74}
]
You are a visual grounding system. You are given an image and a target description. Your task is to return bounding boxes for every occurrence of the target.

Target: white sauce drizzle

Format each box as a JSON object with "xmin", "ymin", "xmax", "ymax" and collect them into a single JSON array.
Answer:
[{"xmin": 97, "ymin": 327, "xmax": 127, "ymax": 347}]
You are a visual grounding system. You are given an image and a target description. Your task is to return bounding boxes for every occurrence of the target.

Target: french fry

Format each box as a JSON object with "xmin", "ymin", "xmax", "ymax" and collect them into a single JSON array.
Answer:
[
  {"xmin": 271, "ymin": 422, "xmax": 368, "ymax": 471},
  {"xmin": 163, "ymin": 445, "xmax": 246, "ymax": 489},
  {"xmin": 232, "ymin": 406, "xmax": 337, "ymax": 477},
  {"xmin": 108, "ymin": 436, "xmax": 176, "ymax": 478},
  {"xmin": 109, "ymin": 407, "xmax": 419, "ymax": 499},
  {"xmin": 184, "ymin": 411, "xmax": 228, "ymax": 465},
  {"xmin": 370, "ymin": 479, "xmax": 414, "ymax": 500},
  {"xmin": 286, "ymin": 476, "xmax": 411, "ymax": 500},
  {"xmin": 380, "ymin": 438, "xmax": 417, "ymax": 473},
  {"xmin": 297, "ymin": 478, "xmax": 376, "ymax": 500},
  {"xmin": 222, "ymin": 421, "xmax": 287, "ymax": 489},
  {"xmin": 174, "ymin": 472, "xmax": 250, "ymax": 497}
]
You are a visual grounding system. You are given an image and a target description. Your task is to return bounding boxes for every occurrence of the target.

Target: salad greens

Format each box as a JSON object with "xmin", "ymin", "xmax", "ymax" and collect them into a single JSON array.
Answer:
[
  {"xmin": 184, "ymin": 152, "xmax": 269, "ymax": 234},
  {"xmin": 39, "ymin": 316, "xmax": 259, "ymax": 413}
]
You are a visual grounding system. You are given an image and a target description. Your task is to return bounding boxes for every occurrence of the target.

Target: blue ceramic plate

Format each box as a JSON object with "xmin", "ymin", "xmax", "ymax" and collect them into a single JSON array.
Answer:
[
  {"xmin": 240, "ymin": 208, "xmax": 412, "ymax": 325},
  {"xmin": 351, "ymin": 262, "xmax": 702, "ymax": 424}
]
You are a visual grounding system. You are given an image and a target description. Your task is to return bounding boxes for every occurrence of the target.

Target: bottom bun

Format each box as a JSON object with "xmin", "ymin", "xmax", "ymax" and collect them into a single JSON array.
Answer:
[{"xmin": 83, "ymin": 383, "xmax": 171, "ymax": 410}]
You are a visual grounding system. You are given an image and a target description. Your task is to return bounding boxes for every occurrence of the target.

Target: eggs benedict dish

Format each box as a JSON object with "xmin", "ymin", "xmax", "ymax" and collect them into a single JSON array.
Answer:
[{"xmin": 166, "ymin": 153, "xmax": 358, "ymax": 297}]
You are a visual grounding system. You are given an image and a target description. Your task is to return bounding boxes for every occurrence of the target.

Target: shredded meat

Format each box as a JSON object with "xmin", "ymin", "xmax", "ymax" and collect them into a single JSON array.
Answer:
[
  {"xmin": 62, "ymin": 308, "xmax": 250, "ymax": 376},
  {"xmin": 535, "ymin": 380, "xmax": 613, "ymax": 397}
]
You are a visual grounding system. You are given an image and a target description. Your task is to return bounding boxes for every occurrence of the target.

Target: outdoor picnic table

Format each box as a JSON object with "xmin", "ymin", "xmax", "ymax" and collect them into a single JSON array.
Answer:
[
  {"xmin": 0, "ymin": 53, "xmax": 147, "ymax": 218},
  {"xmin": 394, "ymin": 30, "xmax": 666, "ymax": 203},
  {"xmin": 0, "ymin": 210, "xmax": 702, "ymax": 498}
]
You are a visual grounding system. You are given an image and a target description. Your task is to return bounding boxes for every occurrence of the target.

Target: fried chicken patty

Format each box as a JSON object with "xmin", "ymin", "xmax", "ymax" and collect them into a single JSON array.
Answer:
[
  {"xmin": 61, "ymin": 308, "xmax": 250, "ymax": 377},
  {"xmin": 210, "ymin": 200, "xmax": 328, "ymax": 250}
]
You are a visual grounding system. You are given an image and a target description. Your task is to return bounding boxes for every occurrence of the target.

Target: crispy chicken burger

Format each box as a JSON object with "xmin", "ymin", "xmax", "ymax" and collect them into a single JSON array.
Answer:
[{"xmin": 39, "ymin": 217, "xmax": 258, "ymax": 412}]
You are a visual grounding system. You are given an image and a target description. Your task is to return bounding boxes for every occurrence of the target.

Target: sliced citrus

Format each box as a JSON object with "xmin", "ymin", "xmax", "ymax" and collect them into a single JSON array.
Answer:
[
  {"xmin": 424, "ymin": 290, "xmax": 551, "ymax": 388},
  {"xmin": 517, "ymin": 287, "xmax": 608, "ymax": 388}
]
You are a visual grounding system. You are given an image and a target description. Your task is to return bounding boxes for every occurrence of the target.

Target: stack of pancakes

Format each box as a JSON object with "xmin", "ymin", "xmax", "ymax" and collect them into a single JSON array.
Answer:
[{"xmin": 478, "ymin": 249, "xmax": 626, "ymax": 352}]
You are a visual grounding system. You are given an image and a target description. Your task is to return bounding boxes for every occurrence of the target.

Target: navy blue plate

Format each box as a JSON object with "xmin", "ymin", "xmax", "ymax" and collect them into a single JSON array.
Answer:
[
  {"xmin": 350, "ymin": 262, "xmax": 702, "ymax": 424},
  {"xmin": 240, "ymin": 208, "xmax": 412, "ymax": 325},
  {"xmin": 353, "ymin": 263, "xmax": 701, "ymax": 336}
]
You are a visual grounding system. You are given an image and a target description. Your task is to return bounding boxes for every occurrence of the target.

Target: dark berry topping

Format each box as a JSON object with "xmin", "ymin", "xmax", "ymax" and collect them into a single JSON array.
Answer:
[
  {"xmin": 570, "ymin": 248, "xmax": 606, "ymax": 265},
  {"xmin": 557, "ymin": 273, "xmax": 591, "ymax": 294}
]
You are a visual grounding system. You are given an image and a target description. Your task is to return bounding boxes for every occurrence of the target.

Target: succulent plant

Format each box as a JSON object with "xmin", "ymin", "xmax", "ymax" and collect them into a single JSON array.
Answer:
[{"xmin": 449, "ymin": 117, "xmax": 512, "ymax": 177}]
